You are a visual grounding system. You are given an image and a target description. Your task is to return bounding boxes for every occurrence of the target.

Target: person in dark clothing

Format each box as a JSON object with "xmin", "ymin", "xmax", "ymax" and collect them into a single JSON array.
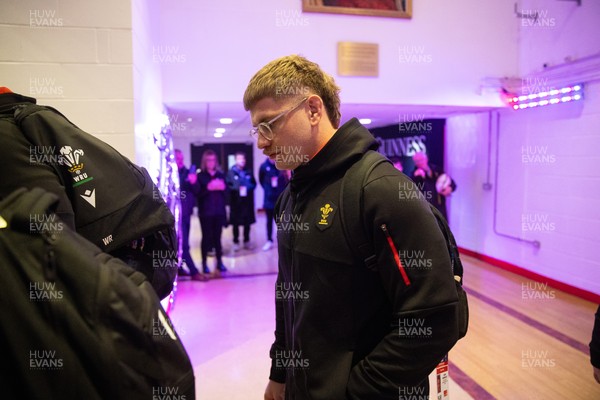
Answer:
[
  {"xmin": 591, "ymin": 305, "xmax": 600, "ymax": 384},
  {"xmin": 411, "ymin": 151, "xmax": 456, "ymax": 221},
  {"xmin": 244, "ymin": 55, "xmax": 459, "ymax": 400},
  {"xmin": 196, "ymin": 149, "xmax": 228, "ymax": 273},
  {"xmin": 259, "ymin": 157, "xmax": 288, "ymax": 251},
  {"xmin": 0, "ymin": 88, "xmax": 178, "ymax": 299},
  {"xmin": 226, "ymin": 152, "xmax": 257, "ymax": 251},
  {"xmin": 0, "ymin": 88, "xmax": 76, "ymax": 228},
  {"xmin": 174, "ymin": 149, "xmax": 206, "ymax": 282}
]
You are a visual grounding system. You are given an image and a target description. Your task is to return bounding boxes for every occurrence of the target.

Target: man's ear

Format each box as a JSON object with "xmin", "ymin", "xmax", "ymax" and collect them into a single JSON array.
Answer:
[{"xmin": 307, "ymin": 95, "xmax": 323, "ymax": 125}]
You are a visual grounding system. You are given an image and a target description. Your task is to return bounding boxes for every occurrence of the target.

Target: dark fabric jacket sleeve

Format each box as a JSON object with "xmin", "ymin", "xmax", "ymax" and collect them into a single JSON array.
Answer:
[
  {"xmin": 226, "ymin": 168, "xmax": 238, "ymax": 191},
  {"xmin": 268, "ymin": 189, "xmax": 287, "ymax": 384},
  {"xmin": 346, "ymin": 166, "xmax": 460, "ymax": 399},
  {"xmin": 259, "ymin": 164, "xmax": 267, "ymax": 190},
  {"xmin": 245, "ymin": 170, "xmax": 257, "ymax": 191},
  {"xmin": 268, "ymin": 272, "xmax": 287, "ymax": 384},
  {"xmin": 591, "ymin": 305, "xmax": 600, "ymax": 368}
]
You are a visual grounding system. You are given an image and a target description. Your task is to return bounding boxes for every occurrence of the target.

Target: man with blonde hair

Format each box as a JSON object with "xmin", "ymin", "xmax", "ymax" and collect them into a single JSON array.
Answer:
[{"xmin": 244, "ymin": 55, "xmax": 459, "ymax": 400}]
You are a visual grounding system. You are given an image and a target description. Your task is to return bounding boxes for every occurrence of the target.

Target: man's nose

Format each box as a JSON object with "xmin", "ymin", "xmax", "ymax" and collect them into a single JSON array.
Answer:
[{"xmin": 257, "ymin": 134, "xmax": 269, "ymax": 150}]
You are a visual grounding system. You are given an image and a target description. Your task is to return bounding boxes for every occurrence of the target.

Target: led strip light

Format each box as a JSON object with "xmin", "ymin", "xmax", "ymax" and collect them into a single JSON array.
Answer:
[{"xmin": 508, "ymin": 84, "xmax": 583, "ymax": 110}]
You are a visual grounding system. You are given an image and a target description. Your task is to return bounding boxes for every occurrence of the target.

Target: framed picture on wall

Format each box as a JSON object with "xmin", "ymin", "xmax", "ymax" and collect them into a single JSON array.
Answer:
[{"xmin": 302, "ymin": 0, "xmax": 412, "ymax": 19}]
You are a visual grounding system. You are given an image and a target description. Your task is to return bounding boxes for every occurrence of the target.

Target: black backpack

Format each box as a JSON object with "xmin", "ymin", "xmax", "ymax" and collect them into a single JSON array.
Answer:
[
  {"xmin": 0, "ymin": 187, "xmax": 194, "ymax": 400},
  {"xmin": 339, "ymin": 150, "xmax": 469, "ymax": 339},
  {"xmin": 4, "ymin": 102, "xmax": 178, "ymax": 299}
]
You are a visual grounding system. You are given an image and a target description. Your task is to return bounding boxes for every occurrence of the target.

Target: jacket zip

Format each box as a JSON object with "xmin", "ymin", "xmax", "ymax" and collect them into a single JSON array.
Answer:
[
  {"xmin": 289, "ymin": 190, "xmax": 299, "ymax": 399},
  {"xmin": 380, "ymin": 224, "xmax": 411, "ymax": 286}
]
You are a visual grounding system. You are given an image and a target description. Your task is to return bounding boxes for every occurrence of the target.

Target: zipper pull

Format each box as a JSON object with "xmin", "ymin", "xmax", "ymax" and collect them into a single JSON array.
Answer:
[
  {"xmin": 381, "ymin": 224, "xmax": 411, "ymax": 286},
  {"xmin": 45, "ymin": 247, "xmax": 57, "ymax": 281}
]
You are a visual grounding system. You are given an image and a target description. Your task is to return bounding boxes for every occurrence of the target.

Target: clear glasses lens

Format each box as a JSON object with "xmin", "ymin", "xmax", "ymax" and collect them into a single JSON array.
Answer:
[
  {"xmin": 250, "ymin": 124, "xmax": 273, "ymax": 141},
  {"xmin": 259, "ymin": 124, "xmax": 273, "ymax": 140}
]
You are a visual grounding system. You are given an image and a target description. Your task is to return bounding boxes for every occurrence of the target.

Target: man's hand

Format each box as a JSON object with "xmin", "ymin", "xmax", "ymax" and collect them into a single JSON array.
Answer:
[
  {"xmin": 440, "ymin": 185, "xmax": 453, "ymax": 196},
  {"xmin": 207, "ymin": 179, "xmax": 224, "ymax": 191},
  {"xmin": 187, "ymin": 172, "xmax": 197, "ymax": 185},
  {"xmin": 414, "ymin": 168, "xmax": 426, "ymax": 178},
  {"xmin": 213, "ymin": 178, "xmax": 226, "ymax": 190},
  {"xmin": 264, "ymin": 380, "xmax": 285, "ymax": 400},
  {"xmin": 594, "ymin": 366, "xmax": 600, "ymax": 384}
]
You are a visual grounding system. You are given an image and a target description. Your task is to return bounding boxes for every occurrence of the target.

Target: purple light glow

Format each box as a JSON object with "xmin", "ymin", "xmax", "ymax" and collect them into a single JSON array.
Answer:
[{"xmin": 508, "ymin": 84, "xmax": 583, "ymax": 110}]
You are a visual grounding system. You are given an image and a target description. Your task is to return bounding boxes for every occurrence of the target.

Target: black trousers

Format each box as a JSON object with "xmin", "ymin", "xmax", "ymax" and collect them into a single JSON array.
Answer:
[
  {"xmin": 199, "ymin": 215, "xmax": 224, "ymax": 264},
  {"xmin": 180, "ymin": 212, "xmax": 199, "ymax": 275},
  {"xmin": 232, "ymin": 224, "xmax": 251, "ymax": 244},
  {"xmin": 265, "ymin": 208, "xmax": 275, "ymax": 242}
]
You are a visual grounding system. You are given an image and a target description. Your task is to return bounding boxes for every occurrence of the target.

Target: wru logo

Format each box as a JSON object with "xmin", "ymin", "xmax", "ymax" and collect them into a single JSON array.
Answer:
[
  {"xmin": 318, "ymin": 204, "xmax": 333, "ymax": 225},
  {"xmin": 59, "ymin": 145, "xmax": 85, "ymax": 173}
]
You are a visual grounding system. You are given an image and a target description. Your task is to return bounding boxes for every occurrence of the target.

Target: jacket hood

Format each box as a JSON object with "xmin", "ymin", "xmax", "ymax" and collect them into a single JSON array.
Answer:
[
  {"xmin": 291, "ymin": 117, "xmax": 379, "ymax": 193},
  {"xmin": 0, "ymin": 91, "xmax": 36, "ymax": 110}
]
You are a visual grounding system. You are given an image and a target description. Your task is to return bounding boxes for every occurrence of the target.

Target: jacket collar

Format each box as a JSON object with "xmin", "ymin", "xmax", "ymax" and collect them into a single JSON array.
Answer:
[{"xmin": 291, "ymin": 118, "xmax": 379, "ymax": 194}]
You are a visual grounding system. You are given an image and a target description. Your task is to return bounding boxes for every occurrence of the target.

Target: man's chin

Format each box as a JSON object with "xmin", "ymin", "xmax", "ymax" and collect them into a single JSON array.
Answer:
[{"xmin": 274, "ymin": 160, "xmax": 299, "ymax": 171}]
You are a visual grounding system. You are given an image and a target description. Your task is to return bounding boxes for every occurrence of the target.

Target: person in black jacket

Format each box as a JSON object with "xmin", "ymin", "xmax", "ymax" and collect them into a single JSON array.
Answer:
[
  {"xmin": 226, "ymin": 152, "xmax": 257, "ymax": 251},
  {"xmin": 243, "ymin": 55, "xmax": 459, "ymax": 400},
  {"xmin": 591, "ymin": 305, "xmax": 600, "ymax": 384},
  {"xmin": 0, "ymin": 88, "xmax": 178, "ymax": 299},
  {"xmin": 196, "ymin": 150, "xmax": 228, "ymax": 273},
  {"xmin": 0, "ymin": 88, "xmax": 75, "ymax": 228},
  {"xmin": 411, "ymin": 151, "xmax": 456, "ymax": 221},
  {"xmin": 259, "ymin": 157, "xmax": 288, "ymax": 251},
  {"xmin": 174, "ymin": 149, "xmax": 206, "ymax": 281}
]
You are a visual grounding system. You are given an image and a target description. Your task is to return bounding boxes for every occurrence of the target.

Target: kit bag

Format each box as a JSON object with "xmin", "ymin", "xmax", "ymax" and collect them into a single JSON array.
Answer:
[
  {"xmin": 7, "ymin": 103, "xmax": 178, "ymax": 299},
  {"xmin": 0, "ymin": 187, "xmax": 195, "ymax": 400},
  {"xmin": 339, "ymin": 150, "xmax": 469, "ymax": 339}
]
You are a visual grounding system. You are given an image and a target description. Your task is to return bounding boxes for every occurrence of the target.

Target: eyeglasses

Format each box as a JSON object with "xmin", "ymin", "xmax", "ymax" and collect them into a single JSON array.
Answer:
[{"xmin": 249, "ymin": 97, "xmax": 308, "ymax": 141}]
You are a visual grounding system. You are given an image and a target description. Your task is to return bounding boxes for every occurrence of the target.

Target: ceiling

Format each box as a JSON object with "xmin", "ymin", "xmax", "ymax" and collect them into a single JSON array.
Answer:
[{"xmin": 165, "ymin": 101, "xmax": 503, "ymax": 142}]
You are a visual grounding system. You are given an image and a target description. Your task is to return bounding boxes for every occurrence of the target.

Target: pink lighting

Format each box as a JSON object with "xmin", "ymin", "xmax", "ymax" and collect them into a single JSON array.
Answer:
[{"xmin": 508, "ymin": 84, "xmax": 583, "ymax": 110}]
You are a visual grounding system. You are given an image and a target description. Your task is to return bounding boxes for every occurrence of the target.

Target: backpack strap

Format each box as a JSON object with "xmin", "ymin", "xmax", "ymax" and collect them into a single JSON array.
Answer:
[
  {"xmin": 340, "ymin": 150, "xmax": 391, "ymax": 271},
  {"xmin": 429, "ymin": 205, "xmax": 464, "ymax": 283}
]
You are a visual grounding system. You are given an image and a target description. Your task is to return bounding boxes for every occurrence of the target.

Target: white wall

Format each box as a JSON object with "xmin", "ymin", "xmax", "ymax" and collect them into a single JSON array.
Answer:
[
  {"xmin": 518, "ymin": 0, "xmax": 600, "ymax": 76},
  {"xmin": 0, "ymin": 0, "xmax": 135, "ymax": 159},
  {"xmin": 157, "ymin": 0, "xmax": 518, "ymax": 108},
  {"xmin": 446, "ymin": 0, "xmax": 600, "ymax": 294},
  {"xmin": 131, "ymin": 0, "xmax": 167, "ymax": 171}
]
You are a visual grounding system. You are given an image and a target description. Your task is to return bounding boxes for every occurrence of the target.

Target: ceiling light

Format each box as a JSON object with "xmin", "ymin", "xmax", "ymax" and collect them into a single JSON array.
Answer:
[
  {"xmin": 213, "ymin": 132, "xmax": 223, "ymax": 138},
  {"xmin": 215, "ymin": 128, "xmax": 226, "ymax": 133},
  {"xmin": 220, "ymin": 118, "xmax": 233, "ymax": 124},
  {"xmin": 359, "ymin": 118, "xmax": 372, "ymax": 125}
]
